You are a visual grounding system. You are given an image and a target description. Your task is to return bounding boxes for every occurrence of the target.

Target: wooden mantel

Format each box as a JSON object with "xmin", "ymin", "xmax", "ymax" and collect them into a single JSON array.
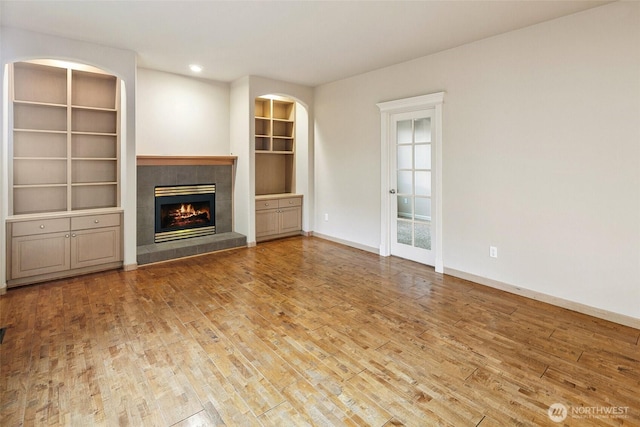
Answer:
[{"xmin": 137, "ymin": 156, "xmax": 237, "ymax": 166}]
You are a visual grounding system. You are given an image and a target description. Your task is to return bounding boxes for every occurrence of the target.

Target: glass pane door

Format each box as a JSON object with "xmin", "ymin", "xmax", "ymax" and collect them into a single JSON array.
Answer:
[{"xmin": 391, "ymin": 110, "xmax": 435, "ymax": 266}]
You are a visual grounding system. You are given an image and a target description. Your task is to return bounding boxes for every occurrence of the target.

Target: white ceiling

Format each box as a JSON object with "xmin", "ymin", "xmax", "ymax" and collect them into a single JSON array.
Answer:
[{"xmin": 1, "ymin": 0, "xmax": 610, "ymax": 87}]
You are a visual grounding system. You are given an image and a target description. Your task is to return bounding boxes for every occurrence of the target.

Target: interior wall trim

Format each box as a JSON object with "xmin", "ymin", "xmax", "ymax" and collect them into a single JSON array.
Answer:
[
  {"xmin": 313, "ymin": 232, "xmax": 379, "ymax": 255},
  {"xmin": 137, "ymin": 156, "xmax": 237, "ymax": 166},
  {"xmin": 444, "ymin": 267, "xmax": 640, "ymax": 329}
]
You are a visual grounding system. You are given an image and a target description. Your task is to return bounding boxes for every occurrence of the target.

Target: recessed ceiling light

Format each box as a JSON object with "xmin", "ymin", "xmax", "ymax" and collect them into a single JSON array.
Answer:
[{"xmin": 189, "ymin": 64, "xmax": 203, "ymax": 73}]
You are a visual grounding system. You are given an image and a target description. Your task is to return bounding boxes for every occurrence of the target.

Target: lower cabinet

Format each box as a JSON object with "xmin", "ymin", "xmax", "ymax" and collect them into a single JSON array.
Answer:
[
  {"xmin": 71, "ymin": 227, "xmax": 121, "ymax": 269},
  {"xmin": 11, "ymin": 231, "xmax": 71, "ymax": 279},
  {"xmin": 8, "ymin": 211, "xmax": 123, "ymax": 286},
  {"xmin": 256, "ymin": 195, "xmax": 302, "ymax": 242},
  {"xmin": 70, "ymin": 214, "xmax": 121, "ymax": 269}
]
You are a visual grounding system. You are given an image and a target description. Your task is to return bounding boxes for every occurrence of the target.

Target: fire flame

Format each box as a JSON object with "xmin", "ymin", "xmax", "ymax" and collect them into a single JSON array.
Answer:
[
  {"xmin": 160, "ymin": 201, "xmax": 211, "ymax": 230},
  {"xmin": 180, "ymin": 203, "xmax": 195, "ymax": 216},
  {"xmin": 176, "ymin": 203, "xmax": 208, "ymax": 219}
]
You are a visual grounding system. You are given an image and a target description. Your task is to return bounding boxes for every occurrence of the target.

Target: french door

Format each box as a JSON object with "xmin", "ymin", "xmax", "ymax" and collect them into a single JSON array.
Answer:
[
  {"xmin": 390, "ymin": 110, "xmax": 435, "ymax": 265},
  {"xmin": 378, "ymin": 93, "xmax": 443, "ymax": 272}
]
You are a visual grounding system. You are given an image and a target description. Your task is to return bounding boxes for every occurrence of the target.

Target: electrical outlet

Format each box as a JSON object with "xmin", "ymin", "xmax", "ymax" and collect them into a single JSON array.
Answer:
[
  {"xmin": 490, "ymin": 246, "xmax": 498, "ymax": 258},
  {"xmin": 324, "ymin": 213, "xmax": 329, "ymax": 221}
]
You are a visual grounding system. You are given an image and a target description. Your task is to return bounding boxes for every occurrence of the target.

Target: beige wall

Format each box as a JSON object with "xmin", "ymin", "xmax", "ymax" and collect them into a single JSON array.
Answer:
[
  {"xmin": 136, "ymin": 68, "xmax": 230, "ymax": 156},
  {"xmin": 314, "ymin": 2, "xmax": 640, "ymax": 319}
]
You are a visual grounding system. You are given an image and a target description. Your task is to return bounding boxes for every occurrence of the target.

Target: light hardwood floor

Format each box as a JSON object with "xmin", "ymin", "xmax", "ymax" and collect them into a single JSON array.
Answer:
[{"xmin": 1, "ymin": 236, "xmax": 639, "ymax": 426}]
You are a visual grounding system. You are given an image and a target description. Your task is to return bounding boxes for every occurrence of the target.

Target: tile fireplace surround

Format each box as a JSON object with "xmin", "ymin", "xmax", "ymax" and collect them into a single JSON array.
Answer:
[{"xmin": 136, "ymin": 156, "xmax": 246, "ymax": 265}]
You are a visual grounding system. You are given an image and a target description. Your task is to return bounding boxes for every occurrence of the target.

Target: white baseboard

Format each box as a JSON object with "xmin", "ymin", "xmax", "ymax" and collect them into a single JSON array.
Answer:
[
  {"xmin": 0, "ymin": 282, "xmax": 6, "ymax": 295},
  {"xmin": 445, "ymin": 268, "xmax": 640, "ymax": 329},
  {"xmin": 123, "ymin": 263, "xmax": 138, "ymax": 272},
  {"xmin": 312, "ymin": 232, "xmax": 379, "ymax": 255}
]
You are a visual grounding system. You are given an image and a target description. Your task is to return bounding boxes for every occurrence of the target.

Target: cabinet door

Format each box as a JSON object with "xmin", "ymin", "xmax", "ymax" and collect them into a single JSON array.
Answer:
[
  {"xmin": 11, "ymin": 232, "xmax": 71, "ymax": 279},
  {"xmin": 70, "ymin": 226, "xmax": 121, "ymax": 269},
  {"xmin": 256, "ymin": 209, "xmax": 279, "ymax": 238},
  {"xmin": 279, "ymin": 206, "xmax": 302, "ymax": 234}
]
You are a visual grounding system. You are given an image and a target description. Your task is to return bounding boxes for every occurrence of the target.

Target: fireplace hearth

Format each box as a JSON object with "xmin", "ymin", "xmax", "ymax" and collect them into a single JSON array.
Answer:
[
  {"xmin": 137, "ymin": 161, "xmax": 245, "ymax": 265},
  {"xmin": 155, "ymin": 184, "xmax": 215, "ymax": 242}
]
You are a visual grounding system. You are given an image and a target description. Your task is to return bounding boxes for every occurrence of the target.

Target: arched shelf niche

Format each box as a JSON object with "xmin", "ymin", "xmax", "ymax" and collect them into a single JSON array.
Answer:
[
  {"xmin": 7, "ymin": 58, "xmax": 123, "ymax": 215},
  {"xmin": 253, "ymin": 93, "xmax": 310, "ymax": 242}
]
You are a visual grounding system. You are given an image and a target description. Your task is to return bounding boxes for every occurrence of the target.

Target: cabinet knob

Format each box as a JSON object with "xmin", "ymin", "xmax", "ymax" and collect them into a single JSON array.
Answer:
[
  {"xmin": 94, "ymin": 219, "xmax": 100, "ymax": 223},
  {"xmin": 72, "ymin": 233, "xmax": 77, "ymax": 238},
  {"xmin": 39, "ymin": 224, "xmax": 45, "ymax": 229},
  {"xmin": 265, "ymin": 203, "xmax": 269, "ymax": 206},
  {"xmin": 65, "ymin": 234, "xmax": 70, "ymax": 238},
  {"xmin": 289, "ymin": 201, "xmax": 293, "ymax": 204}
]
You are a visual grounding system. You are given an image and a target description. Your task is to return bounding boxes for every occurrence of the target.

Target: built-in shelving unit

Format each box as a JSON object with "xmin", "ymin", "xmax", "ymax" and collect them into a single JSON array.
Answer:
[
  {"xmin": 254, "ymin": 97, "xmax": 296, "ymax": 195},
  {"xmin": 255, "ymin": 97, "xmax": 296, "ymax": 154},
  {"xmin": 11, "ymin": 61, "xmax": 119, "ymax": 215},
  {"xmin": 254, "ymin": 96, "xmax": 302, "ymax": 241},
  {"xmin": 7, "ymin": 60, "xmax": 122, "ymax": 287}
]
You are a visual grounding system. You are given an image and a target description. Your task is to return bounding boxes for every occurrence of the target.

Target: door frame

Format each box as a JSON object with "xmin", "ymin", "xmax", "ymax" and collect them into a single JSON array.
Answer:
[{"xmin": 377, "ymin": 92, "xmax": 444, "ymax": 273}]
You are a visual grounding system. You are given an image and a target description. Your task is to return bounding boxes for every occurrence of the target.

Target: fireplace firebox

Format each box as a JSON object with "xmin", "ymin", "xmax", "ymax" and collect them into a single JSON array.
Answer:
[{"xmin": 155, "ymin": 184, "xmax": 215, "ymax": 242}]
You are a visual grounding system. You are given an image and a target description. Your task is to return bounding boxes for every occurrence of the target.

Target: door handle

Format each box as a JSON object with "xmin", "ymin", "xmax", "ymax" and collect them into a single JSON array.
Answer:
[{"xmin": 389, "ymin": 189, "xmax": 396, "ymax": 194}]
